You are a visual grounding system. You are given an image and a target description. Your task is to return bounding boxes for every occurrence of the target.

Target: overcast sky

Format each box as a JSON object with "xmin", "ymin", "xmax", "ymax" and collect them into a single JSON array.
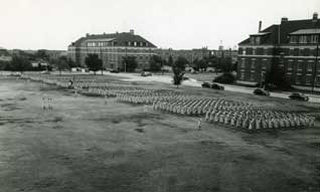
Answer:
[{"xmin": 0, "ymin": 0, "xmax": 319, "ymax": 50}]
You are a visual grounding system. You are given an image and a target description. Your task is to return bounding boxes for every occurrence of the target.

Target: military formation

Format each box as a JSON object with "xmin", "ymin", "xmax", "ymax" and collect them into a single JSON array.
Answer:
[
  {"xmin": 205, "ymin": 108, "xmax": 315, "ymax": 131},
  {"xmin": 20, "ymin": 73, "xmax": 316, "ymax": 132}
]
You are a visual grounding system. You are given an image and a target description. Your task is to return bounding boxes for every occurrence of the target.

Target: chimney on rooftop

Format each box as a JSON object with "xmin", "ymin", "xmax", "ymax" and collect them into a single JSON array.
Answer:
[
  {"xmin": 258, "ymin": 21, "xmax": 262, "ymax": 32},
  {"xmin": 281, "ymin": 17, "xmax": 288, "ymax": 23},
  {"xmin": 313, "ymin": 12, "xmax": 318, "ymax": 21},
  {"xmin": 86, "ymin": 33, "xmax": 90, "ymax": 37},
  {"xmin": 130, "ymin": 29, "xmax": 134, "ymax": 35}
]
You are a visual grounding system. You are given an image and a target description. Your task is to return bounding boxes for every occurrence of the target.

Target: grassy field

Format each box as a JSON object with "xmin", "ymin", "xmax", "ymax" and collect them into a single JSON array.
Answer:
[{"xmin": 0, "ymin": 76, "xmax": 319, "ymax": 192}]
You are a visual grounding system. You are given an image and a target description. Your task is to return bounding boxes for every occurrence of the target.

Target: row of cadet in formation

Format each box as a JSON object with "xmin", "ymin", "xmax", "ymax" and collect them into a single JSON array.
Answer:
[{"xmin": 20, "ymin": 74, "xmax": 316, "ymax": 131}]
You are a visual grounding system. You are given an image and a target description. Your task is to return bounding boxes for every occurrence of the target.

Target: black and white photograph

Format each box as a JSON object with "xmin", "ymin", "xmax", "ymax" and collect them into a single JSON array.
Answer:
[{"xmin": 0, "ymin": 0, "xmax": 319, "ymax": 191}]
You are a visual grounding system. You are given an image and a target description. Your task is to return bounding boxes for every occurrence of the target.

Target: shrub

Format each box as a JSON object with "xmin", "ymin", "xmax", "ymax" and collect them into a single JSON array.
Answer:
[{"xmin": 213, "ymin": 72, "xmax": 235, "ymax": 84}]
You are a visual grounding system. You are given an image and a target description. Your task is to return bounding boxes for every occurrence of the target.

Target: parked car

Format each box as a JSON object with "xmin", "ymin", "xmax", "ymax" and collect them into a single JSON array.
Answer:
[
  {"xmin": 182, "ymin": 76, "xmax": 189, "ymax": 80},
  {"xmin": 141, "ymin": 71, "xmax": 152, "ymax": 77},
  {"xmin": 201, "ymin": 81, "xmax": 212, "ymax": 88},
  {"xmin": 288, "ymin": 92, "xmax": 309, "ymax": 101},
  {"xmin": 253, "ymin": 88, "xmax": 270, "ymax": 96},
  {"xmin": 201, "ymin": 82, "xmax": 224, "ymax": 90},
  {"xmin": 110, "ymin": 69, "xmax": 119, "ymax": 73},
  {"xmin": 211, "ymin": 83, "xmax": 224, "ymax": 90}
]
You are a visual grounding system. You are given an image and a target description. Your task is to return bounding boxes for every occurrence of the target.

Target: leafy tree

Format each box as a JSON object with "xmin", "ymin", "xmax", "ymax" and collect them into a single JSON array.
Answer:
[
  {"xmin": 67, "ymin": 58, "xmax": 77, "ymax": 68},
  {"xmin": 168, "ymin": 56, "xmax": 174, "ymax": 67},
  {"xmin": 35, "ymin": 49, "xmax": 49, "ymax": 61},
  {"xmin": 213, "ymin": 72, "xmax": 236, "ymax": 84},
  {"xmin": 265, "ymin": 64, "xmax": 291, "ymax": 90},
  {"xmin": 172, "ymin": 56, "xmax": 187, "ymax": 88},
  {"xmin": 0, "ymin": 61, "xmax": 10, "ymax": 70},
  {"xmin": 149, "ymin": 55, "xmax": 163, "ymax": 72},
  {"xmin": 193, "ymin": 58, "xmax": 208, "ymax": 72},
  {"xmin": 56, "ymin": 56, "xmax": 71, "ymax": 75},
  {"xmin": 9, "ymin": 55, "xmax": 32, "ymax": 72},
  {"xmin": 85, "ymin": 54, "xmax": 102, "ymax": 75},
  {"xmin": 122, "ymin": 56, "xmax": 137, "ymax": 72}
]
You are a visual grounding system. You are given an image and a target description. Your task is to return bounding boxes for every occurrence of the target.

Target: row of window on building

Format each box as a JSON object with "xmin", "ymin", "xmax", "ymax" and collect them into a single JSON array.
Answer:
[
  {"xmin": 289, "ymin": 35, "xmax": 319, "ymax": 44},
  {"xmin": 87, "ymin": 41, "xmax": 149, "ymax": 47},
  {"xmin": 240, "ymin": 57, "xmax": 319, "ymax": 71},
  {"xmin": 239, "ymin": 71, "xmax": 320, "ymax": 86},
  {"xmin": 239, "ymin": 47, "xmax": 319, "ymax": 56}
]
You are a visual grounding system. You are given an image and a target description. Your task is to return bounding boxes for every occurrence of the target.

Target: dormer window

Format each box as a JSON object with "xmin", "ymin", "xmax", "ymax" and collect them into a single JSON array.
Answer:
[
  {"xmin": 299, "ymin": 36, "xmax": 307, "ymax": 43},
  {"xmin": 250, "ymin": 37, "xmax": 255, "ymax": 44},
  {"xmin": 255, "ymin": 37, "xmax": 260, "ymax": 44},
  {"xmin": 311, "ymin": 35, "xmax": 319, "ymax": 43},
  {"xmin": 290, "ymin": 36, "xmax": 298, "ymax": 43}
]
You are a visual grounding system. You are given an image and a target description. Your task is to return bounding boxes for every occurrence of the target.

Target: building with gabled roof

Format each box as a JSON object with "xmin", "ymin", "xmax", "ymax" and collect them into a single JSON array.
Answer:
[
  {"xmin": 68, "ymin": 30, "xmax": 157, "ymax": 71},
  {"xmin": 237, "ymin": 13, "xmax": 320, "ymax": 91}
]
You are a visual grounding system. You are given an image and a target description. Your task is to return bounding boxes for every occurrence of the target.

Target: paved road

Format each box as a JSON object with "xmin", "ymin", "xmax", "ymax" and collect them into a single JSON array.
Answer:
[{"xmin": 104, "ymin": 72, "xmax": 320, "ymax": 103}]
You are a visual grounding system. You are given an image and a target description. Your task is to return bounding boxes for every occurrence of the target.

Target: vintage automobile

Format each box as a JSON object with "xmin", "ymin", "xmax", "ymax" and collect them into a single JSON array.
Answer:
[
  {"xmin": 141, "ymin": 71, "xmax": 152, "ymax": 77},
  {"xmin": 201, "ymin": 82, "xmax": 224, "ymax": 90},
  {"xmin": 253, "ymin": 88, "xmax": 270, "ymax": 96},
  {"xmin": 288, "ymin": 92, "xmax": 309, "ymax": 101}
]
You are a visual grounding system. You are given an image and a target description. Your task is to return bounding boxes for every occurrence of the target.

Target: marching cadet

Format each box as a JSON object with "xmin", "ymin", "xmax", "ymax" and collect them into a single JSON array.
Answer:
[
  {"xmin": 143, "ymin": 105, "xmax": 148, "ymax": 113},
  {"xmin": 42, "ymin": 96, "xmax": 47, "ymax": 110},
  {"xmin": 197, "ymin": 117, "xmax": 202, "ymax": 130},
  {"xmin": 248, "ymin": 119, "xmax": 255, "ymax": 132},
  {"xmin": 48, "ymin": 97, "xmax": 53, "ymax": 110}
]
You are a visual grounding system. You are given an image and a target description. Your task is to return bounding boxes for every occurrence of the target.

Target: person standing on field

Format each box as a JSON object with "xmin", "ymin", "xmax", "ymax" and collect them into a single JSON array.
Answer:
[{"xmin": 197, "ymin": 117, "xmax": 202, "ymax": 130}]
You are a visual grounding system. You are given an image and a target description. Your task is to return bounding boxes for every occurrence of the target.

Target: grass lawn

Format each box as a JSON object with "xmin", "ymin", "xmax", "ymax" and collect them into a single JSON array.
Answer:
[{"xmin": 0, "ymin": 76, "xmax": 319, "ymax": 192}]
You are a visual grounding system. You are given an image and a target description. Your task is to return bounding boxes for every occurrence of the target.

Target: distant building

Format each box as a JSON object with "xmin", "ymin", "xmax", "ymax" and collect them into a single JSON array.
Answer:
[
  {"xmin": 211, "ymin": 49, "xmax": 238, "ymax": 64},
  {"xmin": 31, "ymin": 59, "xmax": 49, "ymax": 68},
  {"xmin": 68, "ymin": 30, "xmax": 157, "ymax": 71},
  {"xmin": 156, "ymin": 47, "xmax": 212, "ymax": 64},
  {"xmin": 45, "ymin": 50, "xmax": 68, "ymax": 61},
  {"xmin": 237, "ymin": 13, "xmax": 320, "ymax": 90}
]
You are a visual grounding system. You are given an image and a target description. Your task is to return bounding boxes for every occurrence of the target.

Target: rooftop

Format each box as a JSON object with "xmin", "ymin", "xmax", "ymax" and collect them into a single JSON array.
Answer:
[{"xmin": 70, "ymin": 31, "xmax": 157, "ymax": 48}]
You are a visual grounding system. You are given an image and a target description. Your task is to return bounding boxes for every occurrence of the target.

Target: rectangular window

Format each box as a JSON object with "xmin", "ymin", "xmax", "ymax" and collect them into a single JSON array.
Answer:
[
  {"xmin": 311, "ymin": 35, "xmax": 319, "ymax": 43},
  {"xmin": 238, "ymin": 48, "xmax": 243, "ymax": 55},
  {"xmin": 304, "ymin": 48, "xmax": 310, "ymax": 56},
  {"xmin": 261, "ymin": 59, "xmax": 267, "ymax": 70},
  {"xmin": 87, "ymin": 42, "xmax": 96, "ymax": 47},
  {"xmin": 289, "ymin": 49, "xmax": 294, "ymax": 56},
  {"xmin": 314, "ymin": 48, "xmax": 320, "ymax": 57},
  {"xmin": 316, "ymin": 77, "xmax": 320, "ymax": 86},
  {"xmin": 297, "ymin": 60, "xmax": 303, "ymax": 71},
  {"xmin": 240, "ymin": 72, "xmax": 245, "ymax": 80},
  {"xmin": 255, "ymin": 37, "xmax": 260, "ymax": 44},
  {"xmin": 241, "ymin": 58, "xmax": 245, "ymax": 68},
  {"xmin": 307, "ymin": 61, "xmax": 313, "ymax": 71},
  {"xmin": 246, "ymin": 48, "xmax": 253, "ymax": 55},
  {"xmin": 252, "ymin": 49, "xmax": 256, "ymax": 55},
  {"xmin": 249, "ymin": 73, "xmax": 254, "ymax": 81},
  {"xmin": 287, "ymin": 60, "xmax": 293, "ymax": 71},
  {"xmin": 290, "ymin": 36, "xmax": 298, "ymax": 43},
  {"xmin": 306, "ymin": 76, "xmax": 312, "ymax": 85},
  {"xmin": 296, "ymin": 76, "xmax": 302, "ymax": 84},
  {"xmin": 251, "ymin": 59, "xmax": 255, "ymax": 69},
  {"xmin": 250, "ymin": 37, "xmax": 255, "ymax": 44}
]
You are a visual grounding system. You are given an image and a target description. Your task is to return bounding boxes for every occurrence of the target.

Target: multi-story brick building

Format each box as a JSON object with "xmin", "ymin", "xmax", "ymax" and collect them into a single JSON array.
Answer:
[
  {"xmin": 156, "ymin": 47, "xmax": 211, "ymax": 64},
  {"xmin": 237, "ymin": 13, "xmax": 320, "ymax": 91},
  {"xmin": 68, "ymin": 30, "xmax": 157, "ymax": 71}
]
